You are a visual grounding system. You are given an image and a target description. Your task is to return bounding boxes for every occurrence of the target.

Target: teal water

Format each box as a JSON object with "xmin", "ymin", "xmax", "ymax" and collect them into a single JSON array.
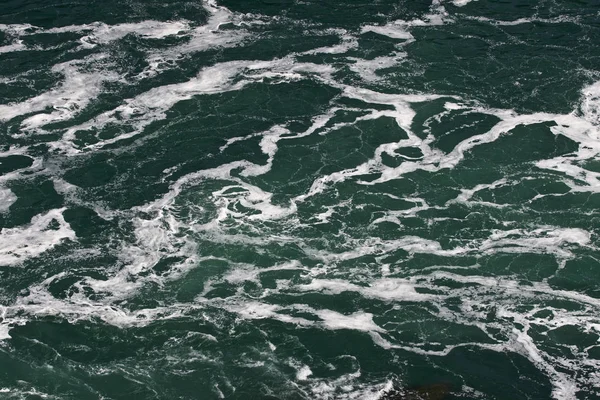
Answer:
[{"xmin": 1, "ymin": 0, "xmax": 600, "ymax": 399}]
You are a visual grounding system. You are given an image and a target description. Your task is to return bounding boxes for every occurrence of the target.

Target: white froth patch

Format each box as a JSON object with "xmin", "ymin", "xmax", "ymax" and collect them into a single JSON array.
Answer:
[
  {"xmin": 83, "ymin": 200, "xmax": 201, "ymax": 300},
  {"xmin": 361, "ymin": 0, "xmax": 448, "ymax": 42},
  {"xmin": 297, "ymin": 278, "xmax": 431, "ymax": 302},
  {"xmin": 293, "ymin": 88, "xmax": 452, "ymax": 199},
  {"xmin": 360, "ymin": 25, "xmax": 413, "ymax": 41},
  {"xmin": 373, "ymin": 270, "xmax": 597, "ymax": 398},
  {"xmin": 0, "ymin": 188, "xmax": 17, "ymax": 212},
  {"xmin": 510, "ymin": 328, "xmax": 579, "ymax": 400},
  {"xmin": 451, "ymin": 0, "xmax": 477, "ymax": 6},
  {"xmin": 296, "ymin": 365, "xmax": 313, "ymax": 381},
  {"xmin": 360, "ymin": 0, "xmax": 448, "ymax": 42},
  {"xmin": 138, "ymin": 1, "xmax": 251, "ymax": 79},
  {"xmin": 485, "ymin": 227, "xmax": 590, "ymax": 248},
  {"xmin": 448, "ymin": 178, "xmax": 507, "ymax": 206},
  {"xmin": 0, "ymin": 57, "xmax": 121, "ymax": 130},
  {"xmin": 444, "ymin": 101, "xmax": 465, "ymax": 110},
  {"xmin": 354, "ymin": 0, "xmax": 448, "ymax": 84},
  {"xmin": 223, "ymin": 261, "xmax": 304, "ymax": 284},
  {"xmin": 0, "ymin": 208, "xmax": 75, "ymax": 266},
  {"xmin": 223, "ymin": 301, "xmax": 384, "ymax": 335},
  {"xmin": 306, "ymin": 236, "xmax": 454, "ymax": 262},
  {"xmin": 302, "ymin": 31, "xmax": 358, "ymax": 55},
  {"xmin": 59, "ymin": 60, "xmax": 250, "ymax": 152},
  {"xmin": 303, "ymin": 224, "xmax": 590, "ymax": 270},
  {"xmin": 2, "ymin": 283, "xmax": 195, "ymax": 338},
  {"xmin": 0, "ymin": 319, "xmax": 10, "ymax": 340},
  {"xmin": 1, "ymin": 20, "xmax": 188, "ymax": 47},
  {"xmin": 309, "ymin": 374, "xmax": 394, "ymax": 400},
  {"xmin": 1, "ymin": 1, "xmax": 254, "ymax": 137},
  {"xmin": 580, "ymin": 80, "xmax": 600, "ymax": 127},
  {"xmin": 348, "ymin": 53, "xmax": 405, "ymax": 82},
  {"xmin": 314, "ymin": 310, "xmax": 384, "ymax": 333},
  {"xmin": 0, "ymin": 23, "xmax": 35, "ymax": 34},
  {"xmin": 292, "ymin": 76, "xmax": 600, "ymax": 204},
  {"xmin": 227, "ymin": 301, "xmax": 314, "ymax": 327},
  {"xmin": 66, "ymin": 57, "xmax": 334, "ymax": 153},
  {"xmin": 74, "ymin": 20, "xmax": 189, "ymax": 48},
  {"xmin": 469, "ymin": 15, "xmax": 581, "ymax": 27},
  {"xmin": 0, "ymin": 40, "xmax": 26, "ymax": 54}
]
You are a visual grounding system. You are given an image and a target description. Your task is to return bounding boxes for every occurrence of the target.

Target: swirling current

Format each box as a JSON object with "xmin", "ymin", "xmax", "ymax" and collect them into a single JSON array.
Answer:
[{"xmin": 1, "ymin": 0, "xmax": 600, "ymax": 399}]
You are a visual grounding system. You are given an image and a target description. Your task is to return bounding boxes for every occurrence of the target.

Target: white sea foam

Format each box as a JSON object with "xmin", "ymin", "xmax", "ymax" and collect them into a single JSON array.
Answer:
[
  {"xmin": 296, "ymin": 365, "xmax": 313, "ymax": 381},
  {"xmin": 0, "ymin": 325, "xmax": 10, "ymax": 340},
  {"xmin": 302, "ymin": 30, "xmax": 358, "ymax": 55},
  {"xmin": 137, "ymin": 0, "xmax": 252, "ymax": 78},
  {"xmin": 0, "ymin": 56, "xmax": 121, "ymax": 130},
  {"xmin": 580, "ymin": 80, "xmax": 600, "ymax": 127},
  {"xmin": 56, "ymin": 57, "xmax": 335, "ymax": 153},
  {"xmin": 0, "ymin": 188, "xmax": 17, "ymax": 212},
  {"xmin": 451, "ymin": 0, "xmax": 477, "ymax": 7},
  {"xmin": 296, "ymin": 278, "xmax": 432, "ymax": 302},
  {"xmin": 478, "ymin": 227, "xmax": 591, "ymax": 258},
  {"xmin": 0, "ymin": 3, "xmax": 244, "ymax": 57},
  {"xmin": 468, "ymin": 15, "xmax": 582, "ymax": 26},
  {"xmin": 223, "ymin": 261, "xmax": 304, "ymax": 284},
  {"xmin": 0, "ymin": 23, "xmax": 35, "ymax": 35},
  {"xmin": 510, "ymin": 327, "xmax": 579, "ymax": 399},
  {"xmin": 55, "ymin": 60, "xmax": 249, "ymax": 152},
  {"xmin": 315, "ymin": 309, "xmax": 383, "ymax": 333},
  {"xmin": 3, "ymin": 282, "xmax": 195, "ymax": 334},
  {"xmin": 217, "ymin": 299, "xmax": 385, "ymax": 334},
  {"xmin": 0, "ymin": 0, "xmax": 254, "ymax": 136},
  {"xmin": 348, "ymin": 53, "xmax": 406, "ymax": 82},
  {"xmin": 0, "ymin": 307, "xmax": 10, "ymax": 339},
  {"xmin": 360, "ymin": 25, "xmax": 413, "ymax": 41},
  {"xmin": 444, "ymin": 101, "xmax": 466, "ymax": 110},
  {"xmin": 224, "ymin": 301, "xmax": 313, "ymax": 326},
  {"xmin": 294, "ymin": 88, "xmax": 450, "ymax": 200},
  {"xmin": 0, "ymin": 39, "xmax": 26, "ymax": 54},
  {"xmin": 447, "ymin": 178, "xmax": 508, "ymax": 207},
  {"xmin": 304, "ymin": 236, "xmax": 453, "ymax": 261},
  {"xmin": 206, "ymin": 261, "xmax": 600, "ymax": 396},
  {"xmin": 87, "ymin": 205, "xmax": 200, "ymax": 299},
  {"xmin": 0, "ymin": 4, "xmax": 598, "ymax": 397},
  {"xmin": 374, "ymin": 270, "xmax": 598, "ymax": 398},
  {"xmin": 309, "ymin": 373, "xmax": 394, "ymax": 400},
  {"xmin": 294, "ymin": 80, "xmax": 600, "ymax": 202},
  {"xmin": 0, "ymin": 20, "xmax": 188, "ymax": 45},
  {"xmin": 360, "ymin": 0, "xmax": 448, "ymax": 43},
  {"xmin": 0, "ymin": 208, "xmax": 75, "ymax": 266},
  {"xmin": 301, "ymin": 224, "xmax": 591, "ymax": 269},
  {"xmin": 70, "ymin": 20, "xmax": 189, "ymax": 48}
]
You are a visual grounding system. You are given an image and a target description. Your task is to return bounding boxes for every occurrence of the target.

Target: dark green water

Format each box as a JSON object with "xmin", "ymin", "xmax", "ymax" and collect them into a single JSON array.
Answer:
[{"xmin": 1, "ymin": 0, "xmax": 600, "ymax": 399}]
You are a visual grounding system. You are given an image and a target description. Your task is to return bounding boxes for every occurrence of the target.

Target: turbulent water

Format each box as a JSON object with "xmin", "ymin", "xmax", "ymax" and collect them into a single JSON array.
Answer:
[{"xmin": 0, "ymin": 0, "xmax": 600, "ymax": 398}]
